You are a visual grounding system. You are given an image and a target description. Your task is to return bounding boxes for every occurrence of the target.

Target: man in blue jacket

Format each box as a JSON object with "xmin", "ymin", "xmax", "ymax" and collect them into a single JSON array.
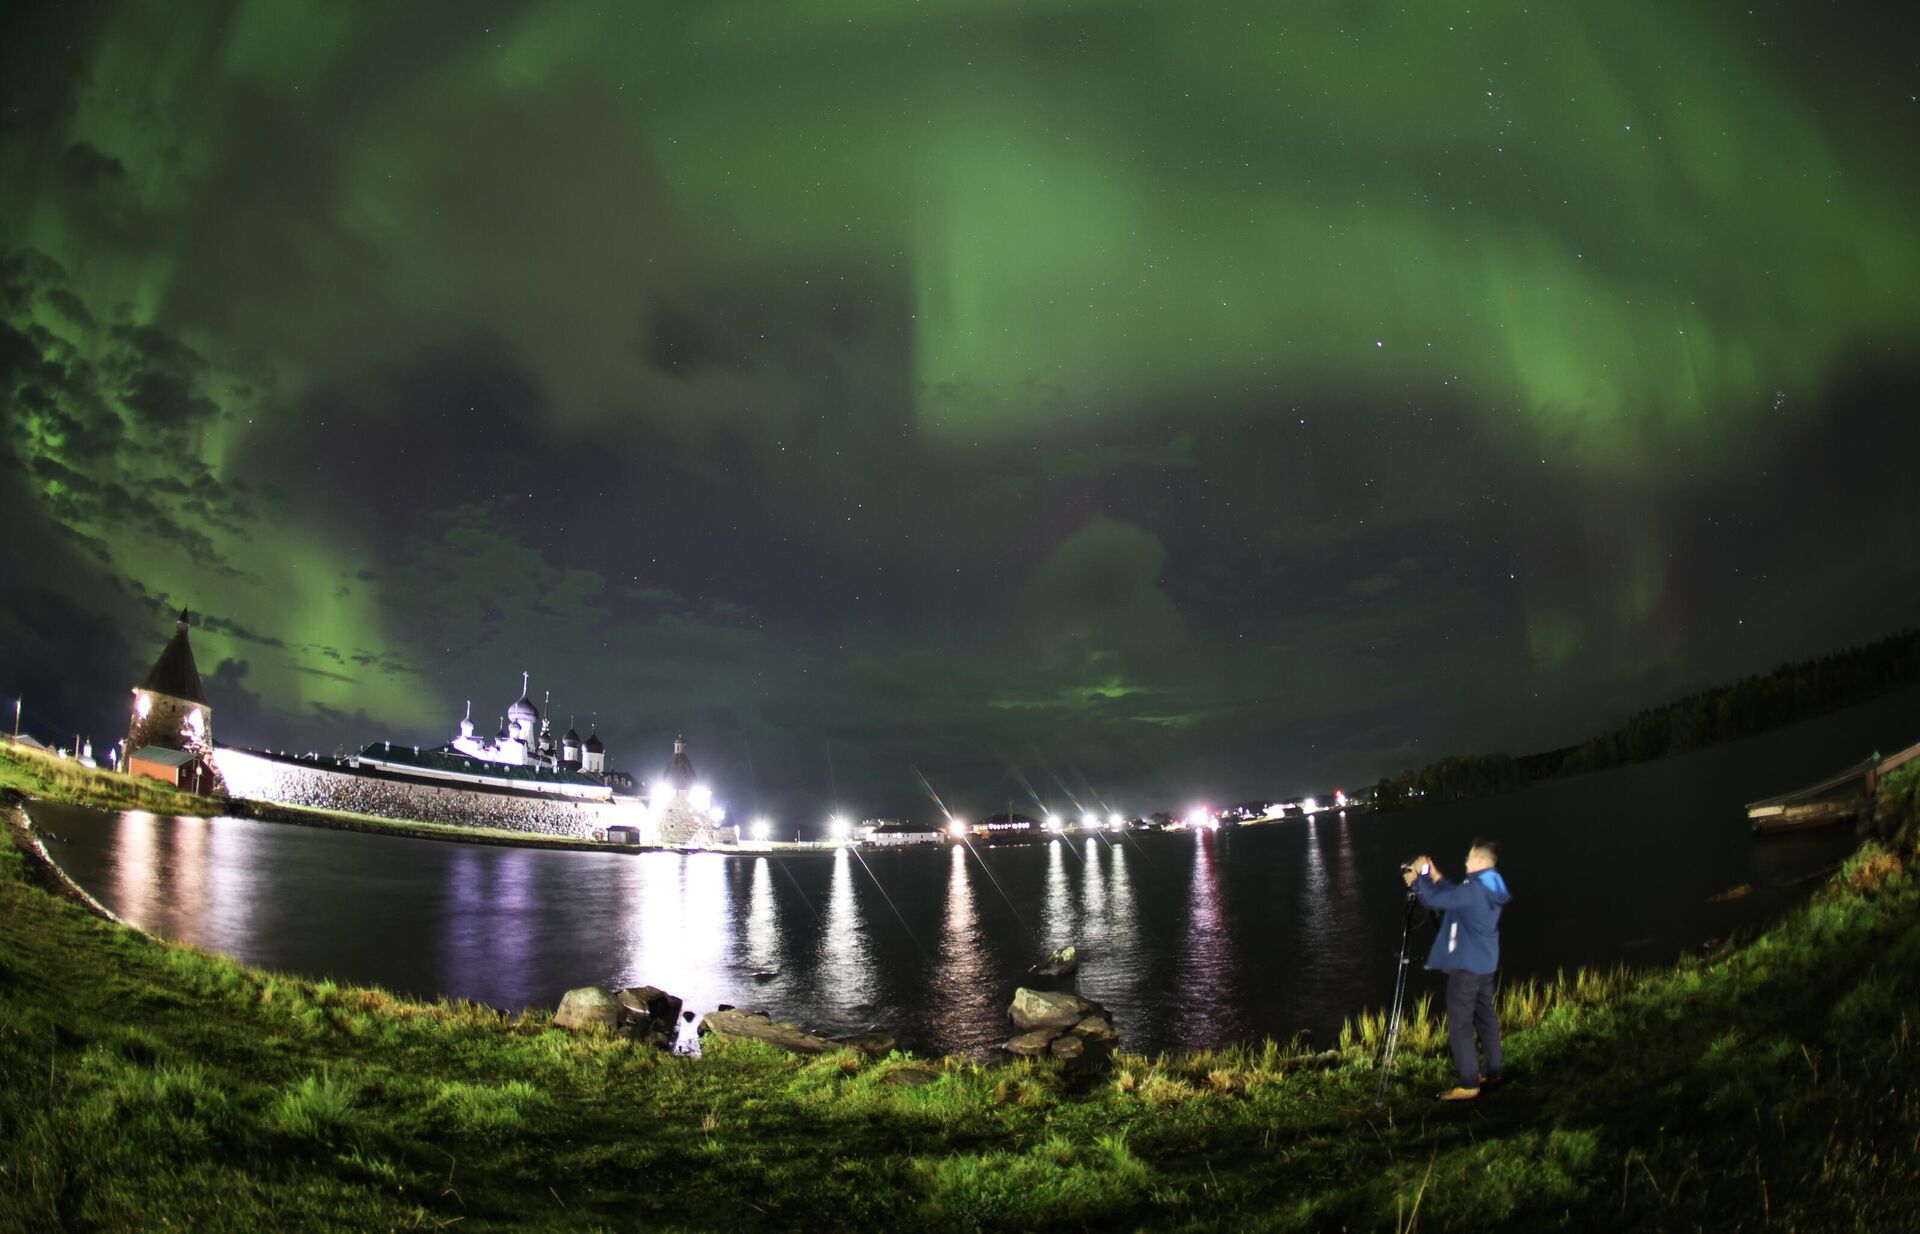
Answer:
[{"xmin": 1403, "ymin": 840, "xmax": 1512, "ymax": 1100}]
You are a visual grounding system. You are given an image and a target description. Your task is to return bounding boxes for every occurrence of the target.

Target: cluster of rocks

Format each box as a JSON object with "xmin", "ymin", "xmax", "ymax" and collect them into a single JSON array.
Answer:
[
  {"xmin": 553, "ymin": 984, "xmax": 687, "ymax": 1047},
  {"xmin": 552, "ymin": 985, "xmax": 894, "ymax": 1058},
  {"xmin": 1005, "ymin": 987, "xmax": 1117, "ymax": 1066}
]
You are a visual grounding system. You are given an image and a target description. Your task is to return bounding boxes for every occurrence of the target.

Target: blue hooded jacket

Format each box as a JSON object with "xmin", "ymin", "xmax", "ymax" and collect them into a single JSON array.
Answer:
[{"xmin": 1413, "ymin": 867, "xmax": 1512, "ymax": 975}]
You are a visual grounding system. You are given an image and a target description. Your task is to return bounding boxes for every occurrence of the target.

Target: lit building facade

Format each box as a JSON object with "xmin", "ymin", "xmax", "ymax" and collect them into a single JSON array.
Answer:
[{"xmin": 642, "ymin": 734, "xmax": 736, "ymax": 847}]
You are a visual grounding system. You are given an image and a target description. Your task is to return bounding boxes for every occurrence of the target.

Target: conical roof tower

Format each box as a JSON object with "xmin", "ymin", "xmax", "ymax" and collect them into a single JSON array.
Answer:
[
  {"xmin": 141, "ymin": 609, "xmax": 206, "ymax": 704},
  {"xmin": 665, "ymin": 734, "xmax": 697, "ymax": 790},
  {"xmin": 125, "ymin": 607, "xmax": 221, "ymax": 793}
]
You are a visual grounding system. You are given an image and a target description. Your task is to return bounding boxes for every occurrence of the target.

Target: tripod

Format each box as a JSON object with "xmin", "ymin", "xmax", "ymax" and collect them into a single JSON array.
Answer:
[{"xmin": 1373, "ymin": 888, "xmax": 1422, "ymax": 1106}]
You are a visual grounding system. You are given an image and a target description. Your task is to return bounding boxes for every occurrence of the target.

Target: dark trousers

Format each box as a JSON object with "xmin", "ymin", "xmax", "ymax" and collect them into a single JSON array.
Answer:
[{"xmin": 1444, "ymin": 969, "xmax": 1502, "ymax": 1086}]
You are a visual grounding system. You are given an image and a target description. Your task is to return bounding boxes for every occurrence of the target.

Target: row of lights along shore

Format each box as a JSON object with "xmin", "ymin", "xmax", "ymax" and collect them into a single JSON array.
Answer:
[{"xmin": 737, "ymin": 792, "xmax": 1347, "ymax": 846}]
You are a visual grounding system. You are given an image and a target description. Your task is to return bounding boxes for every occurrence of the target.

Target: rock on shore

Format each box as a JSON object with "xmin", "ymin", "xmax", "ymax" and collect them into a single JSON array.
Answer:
[
  {"xmin": 617, "ymin": 985, "xmax": 684, "ymax": 1046},
  {"xmin": 553, "ymin": 986, "xmax": 622, "ymax": 1030},
  {"xmin": 1009, "ymin": 987, "xmax": 1097, "ymax": 1031},
  {"xmin": 1004, "ymin": 986, "xmax": 1118, "ymax": 1066},
  {"xmin": 700, "ymin": 1008, "xmax": 838, "ymax": 1054}
]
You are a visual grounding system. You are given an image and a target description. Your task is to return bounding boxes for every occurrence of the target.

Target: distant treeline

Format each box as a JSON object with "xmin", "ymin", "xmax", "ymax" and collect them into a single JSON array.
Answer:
[
  {"xmin": 1369, "ymin": 753, "xmax": 1530, "ymax": 810},
  {"xmin": 1371, "ymin": 628, "xmax": 1920, "ymax": 811}
]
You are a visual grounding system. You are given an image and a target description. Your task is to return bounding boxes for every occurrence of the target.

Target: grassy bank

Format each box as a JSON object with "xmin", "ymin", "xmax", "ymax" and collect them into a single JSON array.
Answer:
[
  {"xmin": 2, "ymin": 800, "xmax": 1917, "ymax": 1230},
  {"xmin": 0, "ymin": 741, "xmax": 225, "ymax": 817}
]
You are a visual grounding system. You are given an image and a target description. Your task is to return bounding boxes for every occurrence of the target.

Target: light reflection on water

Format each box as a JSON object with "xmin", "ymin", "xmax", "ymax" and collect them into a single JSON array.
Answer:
[
  {"xmin": 930, "ymin": 842, "xmax": 999, "ymax": 1051},
  {"xmin": 1079, "ymin": 837, "xmax": 1107, "ymax": 942},
  {"xmin": 444, "ymin": 847, "xmax": 539, "ymax": 1007},
  {"xmin": 1298, "ymin": 815, "xmax": 1331, "ymax": 979},
  {"xmin": 113, "ymin": 810, "xmax": 160, "ymax": 926},
  {"xmin": 744, "ymin": 858, "xmax": 781, "ymax": 977},
  {"xmin": 1042, "ymin": 839, "xmax": 1075, "ymax": 952},
  {"xmin": 35, "ymin": 683, "xmax": 1906, "ymax": 1055},
  {"xmin": 819, "ymin": 846, "xmax": 877, "ymax": 1012},
  {"xmin": 1176, "ymin": 829, "xmax": 1240, "ymax": 1048}
]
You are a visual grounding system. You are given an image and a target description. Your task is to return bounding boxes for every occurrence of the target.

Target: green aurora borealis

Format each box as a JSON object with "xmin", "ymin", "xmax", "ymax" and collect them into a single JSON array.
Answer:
[{"xmin": 3, "ymin": 1, "xmax": 1918, "ymax": 818}]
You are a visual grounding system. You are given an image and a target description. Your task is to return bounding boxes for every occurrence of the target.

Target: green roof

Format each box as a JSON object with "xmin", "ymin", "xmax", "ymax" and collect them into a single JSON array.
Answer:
[{"xmin": 131, "ymin": 745, "xmax": 197, "ymax": 767}]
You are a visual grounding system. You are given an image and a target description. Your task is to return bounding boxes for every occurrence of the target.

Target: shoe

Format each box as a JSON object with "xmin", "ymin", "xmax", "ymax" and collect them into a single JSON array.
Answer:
[
  {"xmin": 1480, "ymin": 1074, "xmax": 1504, "ymax": 1090},
  {"xmin": 1437, "ymin": 1086, "xmax": 1480, "ymax": 1101}
]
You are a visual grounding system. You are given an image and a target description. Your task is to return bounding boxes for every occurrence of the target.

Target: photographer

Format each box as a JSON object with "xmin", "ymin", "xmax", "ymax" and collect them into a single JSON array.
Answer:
[{"xmin": 1402, "ymin": 841, "xmax": 1512, "ymax": 1101}]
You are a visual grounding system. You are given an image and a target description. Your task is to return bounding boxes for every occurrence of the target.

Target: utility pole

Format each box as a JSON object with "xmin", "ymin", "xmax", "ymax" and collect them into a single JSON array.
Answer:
[{"xmin": 12, "ymin": 696, "xmax": 19, "ymax": 739}]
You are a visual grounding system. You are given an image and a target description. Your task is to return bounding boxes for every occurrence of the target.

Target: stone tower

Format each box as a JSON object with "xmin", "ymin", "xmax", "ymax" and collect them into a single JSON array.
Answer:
[
  {"xmin": 126, "ymin": 609, "xmax": 212, "ymax": 760},
  {"xmin": 124, "ymin": 608, "xmax": 221, "ymax": 792}
]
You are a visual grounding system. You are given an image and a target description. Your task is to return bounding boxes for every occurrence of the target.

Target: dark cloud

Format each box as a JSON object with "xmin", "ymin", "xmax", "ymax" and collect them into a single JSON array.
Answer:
[
  {"xmin": 0, "ymin": 585, "xmax": 139, "ymax": 749},
  {"xmin": 60, "ymin": 141, "xmax": 126, "ymax": 188},
  {"xmin": 0, "ymin": 250, "xmax": 250, "ymax": 571},
  {"xmin": 194, "ymin": 613, "xmax": 285, "ymax": 648}
]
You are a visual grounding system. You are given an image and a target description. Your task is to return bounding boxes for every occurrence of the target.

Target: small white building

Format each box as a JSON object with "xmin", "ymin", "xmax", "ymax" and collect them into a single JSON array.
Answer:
[{"xmin": 863, "ymin": 822, "xmax": 945, "ymax": 846}]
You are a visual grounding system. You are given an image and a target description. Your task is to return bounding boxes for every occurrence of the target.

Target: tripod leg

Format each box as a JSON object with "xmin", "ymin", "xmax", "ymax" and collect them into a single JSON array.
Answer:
[{"xmin": 1373, "ymin": 892, "xmax": 1420, "ymax": 1106}]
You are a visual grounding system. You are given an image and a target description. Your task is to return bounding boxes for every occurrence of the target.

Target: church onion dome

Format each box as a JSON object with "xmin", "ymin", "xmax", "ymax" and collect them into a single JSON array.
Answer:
[
  {"xmin": 142, "ymin": 608, "xmax": 207, "ymax": 704},
  {"xmin": 584, "ymin": 728, "xmax": 605, "ymax": 754},
  {"xmin": 563, "ymin": 727, "xmax": 582, "ymax": 744},
  {"xmin": 507, "ymin": 675, "xmax": 539, "ymax": 728}
]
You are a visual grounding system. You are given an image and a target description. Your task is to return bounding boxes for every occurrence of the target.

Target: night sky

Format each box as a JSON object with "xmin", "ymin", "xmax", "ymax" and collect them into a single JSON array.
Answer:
[{"xmin": 4, "ymin": 2, "xmax": 1918, "ymax": 825}]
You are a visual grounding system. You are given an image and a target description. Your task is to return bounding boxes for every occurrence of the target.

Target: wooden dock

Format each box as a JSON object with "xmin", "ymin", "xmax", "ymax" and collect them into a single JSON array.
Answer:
[{"xmin": 1747, "ymin": 739, "xmax": 1920, "ymax": 834}]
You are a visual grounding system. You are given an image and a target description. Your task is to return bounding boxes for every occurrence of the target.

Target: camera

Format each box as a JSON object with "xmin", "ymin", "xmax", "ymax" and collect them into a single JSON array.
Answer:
[{"xmin": 1399, "ymin": 859, "xmax": 1431, "ymax": 877}]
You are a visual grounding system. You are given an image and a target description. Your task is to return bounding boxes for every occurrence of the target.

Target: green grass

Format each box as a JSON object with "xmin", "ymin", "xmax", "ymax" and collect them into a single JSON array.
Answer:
[
  {"xmin": 0, "ymin": 741, "xmax": 224, "ymax": 817},
  {"xmin": 3, "ymin": 793, "xmax": 1918, "ymax": 1231}
]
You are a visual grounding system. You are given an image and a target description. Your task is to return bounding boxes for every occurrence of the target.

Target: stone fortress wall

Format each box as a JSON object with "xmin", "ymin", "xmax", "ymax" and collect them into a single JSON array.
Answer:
[{"xmin": 212, "ymin": 748, "xmax": 632, "ymax": 839}]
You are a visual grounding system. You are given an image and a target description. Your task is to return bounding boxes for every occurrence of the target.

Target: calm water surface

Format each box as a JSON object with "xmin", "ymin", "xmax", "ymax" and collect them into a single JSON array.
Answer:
[{"xmin": 32, "ymin": 688, "xmax": 1916, "ymax": 1056}]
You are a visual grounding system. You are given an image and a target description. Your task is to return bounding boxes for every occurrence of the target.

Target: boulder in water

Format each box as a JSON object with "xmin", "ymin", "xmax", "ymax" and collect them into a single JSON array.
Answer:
[
  {"xmin": 1049, "ymin": 1033, "xmax": 1086, "ymax": 1062},
  {"xmin": 553, "ymin": 986, "xmax": 621, "ymax": 1031},
  {"xmin": 1009, "ymin": 987, "xmax": 1096, "ymax": 1031},
  {"xmin": 1030, "ymin": 944, "xmax": 1080, "ymax": 977}
]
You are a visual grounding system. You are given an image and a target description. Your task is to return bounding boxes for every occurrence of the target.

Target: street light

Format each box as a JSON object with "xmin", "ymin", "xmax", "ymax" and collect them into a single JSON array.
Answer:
[
  {"xmin": 750, "ymin": 817, "xmax": 772, "ymax": 841},
  {"xmin": 947, "ymin": 816, "xmax": 968, "ymax": 840},
  {"xmin": 828, "ymin": 815, "xmax": 850, "ymax": 844},
  {"xmin": 1044, "ymin": 813, "xmax": 1063, "ymax": 833}
]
